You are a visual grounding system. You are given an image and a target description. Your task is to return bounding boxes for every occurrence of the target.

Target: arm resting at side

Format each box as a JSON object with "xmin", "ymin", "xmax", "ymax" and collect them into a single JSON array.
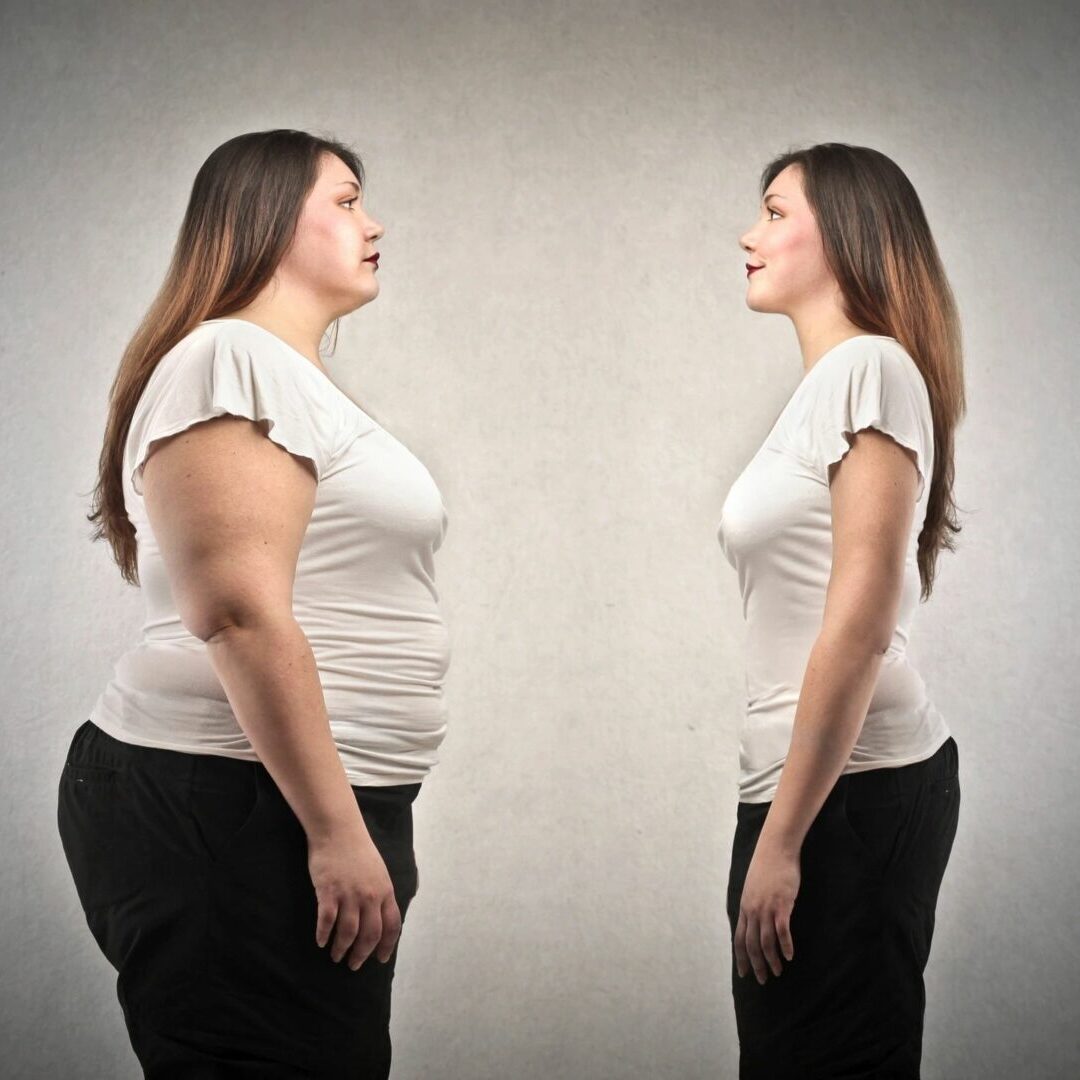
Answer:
[
  {"xmin": 141, "ymin": 414, "xmax": 400, "ymax": 967},
  {"xmin": 757, "ymin": 426, "xmax": 920, "ymax": 856}
]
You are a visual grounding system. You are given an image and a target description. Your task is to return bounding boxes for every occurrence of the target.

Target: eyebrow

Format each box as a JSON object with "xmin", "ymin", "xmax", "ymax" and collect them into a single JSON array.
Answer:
[
  {"xmin": 763, "ymin": 193, "xmax": 788, "ymax": 203},
  {"xmin": 334, "ymin": 180, "xmax": 361, "ymax": 192}
]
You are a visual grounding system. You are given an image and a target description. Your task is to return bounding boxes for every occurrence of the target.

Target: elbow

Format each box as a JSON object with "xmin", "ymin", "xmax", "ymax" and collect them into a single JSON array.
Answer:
[
  {"xmin": 819, "ymin": 617, "xmax": 895, "ymax": 658},
  {"xmin": 183, "ymin": 610, "xmax": 242, "ymax": 644},
  {"xmin": 170, "ymin": 572, "xmax": 297, "ymax": 643},
  {"xmin": 196, "ymin": 619, "xmax": 241, "ymax": 645},
  {"xmin": 183, "ymin": 603, "xmax": 289, "ymax": 644}
]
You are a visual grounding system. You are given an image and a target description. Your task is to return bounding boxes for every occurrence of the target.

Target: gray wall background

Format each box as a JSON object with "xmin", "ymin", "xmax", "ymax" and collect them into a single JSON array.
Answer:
[{"xmin": 3, "ymin": 1, "xmax": 1078, "ymax": 1077}]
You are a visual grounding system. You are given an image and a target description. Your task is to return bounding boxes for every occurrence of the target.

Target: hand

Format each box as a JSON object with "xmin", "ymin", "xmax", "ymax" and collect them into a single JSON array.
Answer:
[
  {"xmin": 307, "ymin": 820, "xmax": 401, "ymax": 970},
  {"xmin": 733, "ymin": 839, "xmax": 801, "ymax": 984}
]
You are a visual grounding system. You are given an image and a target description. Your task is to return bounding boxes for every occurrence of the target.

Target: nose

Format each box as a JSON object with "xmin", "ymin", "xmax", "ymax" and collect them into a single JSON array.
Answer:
[
  {"xmin": 739, "ymin": 227, "xmax": 755, "ymax": 254},
  {"xmin": 362, "ymin": 210, "xmax": 384, "ymax": 242}
]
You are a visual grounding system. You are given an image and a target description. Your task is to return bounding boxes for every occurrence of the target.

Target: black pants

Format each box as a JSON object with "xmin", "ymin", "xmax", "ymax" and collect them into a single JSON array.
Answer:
[
  {"xmin": 726, "ymin": 736, "xmax": 960, "ymax": 1079},
  {"xmin": 57, "ymin": 719, "xmax": 421, "ymax": 1079}
]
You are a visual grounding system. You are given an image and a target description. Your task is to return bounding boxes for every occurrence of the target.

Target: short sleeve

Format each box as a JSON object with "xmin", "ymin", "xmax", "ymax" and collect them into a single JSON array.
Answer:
[
  {"xmin": 127, "ymin": 327, "xmax": 338, "ymax": 496},
  {"xmin": 803, "ymin": 342, "xmax": 933, "ymax": 502}
]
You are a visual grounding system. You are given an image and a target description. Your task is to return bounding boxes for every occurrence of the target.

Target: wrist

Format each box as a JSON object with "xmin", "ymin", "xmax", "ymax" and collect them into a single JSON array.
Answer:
[
  {"xmin": 757, "ymin": 820, "xmax": 804, "ymax": 859},
  {"xmin": 304, "ymin": 807, "xmax": 370, "ymax": 846}
]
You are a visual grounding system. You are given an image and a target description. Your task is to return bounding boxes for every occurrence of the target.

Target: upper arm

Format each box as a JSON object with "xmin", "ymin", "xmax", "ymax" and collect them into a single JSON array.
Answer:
[
  {"xmin": 140, "ymin": 414, "xmax": 317, "ymax": 642},
  {"xmin": 821, "ymin": 428, "xmax": 920, "ymax": 650},
  {"xmin": 127, "ymin": 329, "xmax": 339, "ymax": 640},
  {"xmin": 794, "ymin": 343, "xmax": 932, "ymax": 650}
]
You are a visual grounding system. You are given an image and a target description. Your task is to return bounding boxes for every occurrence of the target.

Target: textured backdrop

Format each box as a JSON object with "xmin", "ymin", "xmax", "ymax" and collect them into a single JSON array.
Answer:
[{"xmin": 2, "ymin": 1, "xmax": 1078, "ymax": 1077}]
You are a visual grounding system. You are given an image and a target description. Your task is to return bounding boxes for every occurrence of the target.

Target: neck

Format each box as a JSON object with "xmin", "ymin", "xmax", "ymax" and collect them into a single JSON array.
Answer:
[
  {"xmin": 790, "ymin": 303, "xmax": 867, "ymax": 375},
  {"xmin": 222, "ymin": 296, "xmax": 334, "ymax": 375}
]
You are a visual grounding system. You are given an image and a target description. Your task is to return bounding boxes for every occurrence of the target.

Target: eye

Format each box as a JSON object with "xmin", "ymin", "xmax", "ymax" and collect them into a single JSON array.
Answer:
[
  {"xmin": 766, "ymin": 206, "xmax": 781, "ymax": 221},
  {"xmin": 341, "ymin": 197, "xmax": 358, "ymax": 211}
]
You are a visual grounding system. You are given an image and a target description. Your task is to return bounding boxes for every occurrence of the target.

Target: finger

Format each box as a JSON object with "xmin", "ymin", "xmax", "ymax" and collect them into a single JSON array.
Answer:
[
  {"xmin": 375, "ymin": 894, "xmax": 402, "ymax": 964},
  {"xmin": 330, "ymin": 904, "xmax": 360, "ymax": 964},
  {"xmin": 347, "ymin": 901, "xmax": 383, "ymax": 971},
  {"xmin": 745, "ymin": 912, "xmax": 768, "ymax": 984},
  {"xmin": 776, "ymin": 912, "xmax": 795, "ymax": 963},
  {"xmin": 315, "ymin": 897, "xmax": 339, "ymax": 949},
  {"xmin": 733, "ymin": 908, "xmax": 749, "ymax": 978},
  {"xmin": 760, "ymin": 915, "xmax": 783, "ymax": 978}
]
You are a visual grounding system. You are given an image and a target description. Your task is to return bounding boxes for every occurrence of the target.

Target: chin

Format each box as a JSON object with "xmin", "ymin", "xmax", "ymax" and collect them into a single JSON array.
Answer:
[
  {"xmin": 352, "ymin": 282, "xmax": 380, "ymax": 310},
  {"xmin": 744, "ymin": 287, "xmax": 785, "ymax": 315}
]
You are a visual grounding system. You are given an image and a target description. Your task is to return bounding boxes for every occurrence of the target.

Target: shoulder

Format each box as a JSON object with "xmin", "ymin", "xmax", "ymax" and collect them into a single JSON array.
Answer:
[
  {"xmin": 162, "ymin": 320, "xmax": 321, "ymax": 389},
  {"xmin": 127, "ymin": 320, "xmax": 345, "ymax": 495},
  {"xmin": 143, "ymin": 319, "xmax": 342, "ymax": 426},
  {"xmin": 813, "ymin": 335, "xmax": 929, "ymax": 404},
  {"xmin": 791, "ymin": 334, "xmax": 934, "ymax": 498}
]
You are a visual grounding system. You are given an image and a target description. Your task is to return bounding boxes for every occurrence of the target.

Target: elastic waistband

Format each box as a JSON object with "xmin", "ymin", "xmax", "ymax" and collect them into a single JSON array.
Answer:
[
  {"xmin": 68, "ymin": 719, "xmax": 422, "ymax": 804},
  {"xmin": 840, "ymin": 735, "xmax": 958, "ymax": 801},
  {"xmin": 738, "ymin": 736, "xmax": 959, "ymax": 818}
]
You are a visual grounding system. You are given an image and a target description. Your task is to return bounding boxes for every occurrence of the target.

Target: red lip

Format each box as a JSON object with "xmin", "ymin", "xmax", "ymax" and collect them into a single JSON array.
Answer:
[
  {"xmin": 364, "ymin": 254, "xmax": 380, "ymax": 266},
  {"xmin": 746, "ymin": 263, "xmax": 763, "ymax": 275}
]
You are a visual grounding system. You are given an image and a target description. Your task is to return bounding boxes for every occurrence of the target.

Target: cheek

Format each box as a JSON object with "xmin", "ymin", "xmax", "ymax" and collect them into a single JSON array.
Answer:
[
  {"xmin": 291, "ymin": 215, "xmax": 360, "ymax": 274},
  {"xmin": 771, "ymin": 223, "xmax": 807, "ymax": 260},
  {"xmin": 317, "ymin": 214, "xmax": 360, "ymax": 255},
  {"xmin": 771, "ymin": 225, "xmax": 829, "ymax": 287}
]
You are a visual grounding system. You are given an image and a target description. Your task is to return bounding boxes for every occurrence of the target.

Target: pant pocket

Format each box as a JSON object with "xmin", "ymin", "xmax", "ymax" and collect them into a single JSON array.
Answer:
[
  {"xmin": 57, "ymin": 763, "xmax": 150, "ymax": 937},
  {"xmin": 59, "ymin": 760, "xmax": 121, "ymax": 826},
  {"xmin": 187, "ymin": 768, "xmax": 268, "ymax": 863},
  {"xmin": 837, "ymin": 786, "xmax": 913, "ymax": 882},
  {"xmin": 919, "ymin": 773, "xmax": 961, "ymax": 902}
]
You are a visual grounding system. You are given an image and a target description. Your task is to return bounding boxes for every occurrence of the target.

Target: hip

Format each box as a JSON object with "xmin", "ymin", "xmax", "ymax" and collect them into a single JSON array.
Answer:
[
  {"xmin": 58, "ymin": 718, "xmax": 421, "ymax": 900},
  {"xmin": 733, "ymin": 735, "xmax": 961, "ymax": 894}
]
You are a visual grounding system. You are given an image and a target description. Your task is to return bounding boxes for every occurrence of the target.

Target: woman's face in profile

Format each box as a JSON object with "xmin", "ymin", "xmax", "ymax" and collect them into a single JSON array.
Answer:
[
  {"xmin": 739, "ymin": 163, "xmax": 836, "ymax": 318},
  {"xmin": 278, "ymin": 151, "xmax": 385, "ymax": 317}
]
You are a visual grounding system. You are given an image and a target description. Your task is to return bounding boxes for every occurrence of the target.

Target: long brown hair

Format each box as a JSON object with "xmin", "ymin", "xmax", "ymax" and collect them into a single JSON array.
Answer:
[
  {"xmin": 87, "ymin": 129, "xmax": 365, "ymax": 586},
  {"xmin": 761, "ymin": 143, "xmax": 965, "ymax": 600}
]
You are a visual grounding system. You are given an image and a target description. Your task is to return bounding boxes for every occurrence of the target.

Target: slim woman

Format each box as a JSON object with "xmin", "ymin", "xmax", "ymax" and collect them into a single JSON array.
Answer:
[
  {"xmin": 718, "ymin": 143, "xmax": 963, "ymax": 1078},
  {"xmin": 58, "ymin": 129, "xmax": 451, "ymax": 1078}
]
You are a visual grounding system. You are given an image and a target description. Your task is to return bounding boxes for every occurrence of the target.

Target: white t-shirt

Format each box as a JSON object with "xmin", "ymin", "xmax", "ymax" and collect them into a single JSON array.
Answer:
[
  {"xmin": 90, "ymin": 318, "xmax": 451, "ymax": 786},
  {"xmin": 717, "ymin": 334, "xmax": 951, "ymax": 804}
]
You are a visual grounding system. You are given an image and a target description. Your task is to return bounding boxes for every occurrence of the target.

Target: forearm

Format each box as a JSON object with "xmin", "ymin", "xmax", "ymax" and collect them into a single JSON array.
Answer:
[
  {"xmin": 204, "ymin": 614, "xmax": 365, "ymax": 843},
  {"xmin": 757, "ymin": 628, "xmax": 886, "ymax": 856}
]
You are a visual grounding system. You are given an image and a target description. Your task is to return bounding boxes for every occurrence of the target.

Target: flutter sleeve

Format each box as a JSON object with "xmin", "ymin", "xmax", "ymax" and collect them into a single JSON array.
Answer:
[
  {"xmin": 128, "ymin": 328, "xmax": 338, "ymax": 496},
  {"xmin": 802, "ymin": 341, "xmax": 934, "ymax": 502}
]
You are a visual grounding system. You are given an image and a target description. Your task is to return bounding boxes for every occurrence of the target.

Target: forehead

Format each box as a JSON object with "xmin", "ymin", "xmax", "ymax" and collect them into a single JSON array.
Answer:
[
  {"xmin": 762, "ymin": 164, "xmax": 803, "ymax": 203},
  {"xmin": 316, "ymin": 153, "xmax": 361, "ymax": 191}
]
